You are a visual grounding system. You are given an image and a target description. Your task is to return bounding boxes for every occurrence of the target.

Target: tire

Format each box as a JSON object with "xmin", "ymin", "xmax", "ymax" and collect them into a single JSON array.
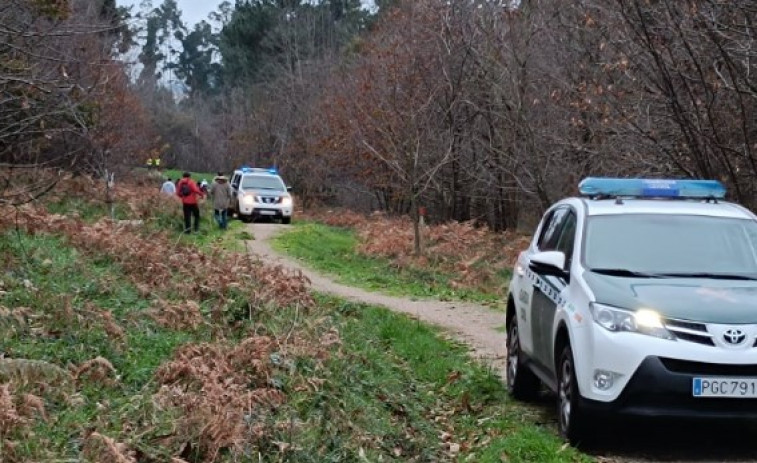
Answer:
[
  {"xmin": 557, "ymin": 344, "xmax": 589, "ymax": 445},
  {"xmin": 506, "ymin": 314, "xmax": 541, "ymax": 400},
  {"xmin": 281, "ymin": 217, "xmax": 292, "ymax": 225},
  {"xmin": 239, "ymin": 214, "xmax": 252, "ymax": 223}
]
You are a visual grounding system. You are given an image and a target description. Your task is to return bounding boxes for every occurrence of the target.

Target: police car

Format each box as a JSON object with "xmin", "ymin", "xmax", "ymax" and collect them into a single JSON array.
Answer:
[
  {"xmin": 230, "ymin": 166, "xmax": 293, "ymax": 224},
  {"xmin": 506, "ymin": 178, "xmax": 757, "ymax": 443}
]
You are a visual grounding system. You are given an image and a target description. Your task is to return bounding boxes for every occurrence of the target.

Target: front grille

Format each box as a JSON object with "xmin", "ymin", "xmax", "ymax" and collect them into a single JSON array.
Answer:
[
  {"xmin": 663, "ymin": 318, "xmax": 714, "ymax": 346},
  {"xmin": 674, "ymin": 331, "xmax": 715, "ymax": 346},
  {"xmin": 660, "ymin": 358, "xmax": 757, "ymax": 376},
  {"xmin": 665, "ymin": 319, "xmax": 707, "ymax": 332},
  {"xmin": 257, "ymin": 196, "xmax": 281, "ymax": 204}
]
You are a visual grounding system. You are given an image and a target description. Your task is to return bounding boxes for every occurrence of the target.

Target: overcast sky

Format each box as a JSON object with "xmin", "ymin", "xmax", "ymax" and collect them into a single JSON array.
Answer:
[
  {"xmin": 117, "ymin": 1, "xmax": 376, "ymax": 28},
  {"xmin": 117, "ymin": 1, "xmax": 225, "ymax": 28}
]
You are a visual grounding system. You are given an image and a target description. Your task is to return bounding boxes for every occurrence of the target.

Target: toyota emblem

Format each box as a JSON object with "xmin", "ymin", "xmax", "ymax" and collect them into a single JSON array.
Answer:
[{"xmin": 723, "ymin": 328, "xmax": 747, "ymax": 346}]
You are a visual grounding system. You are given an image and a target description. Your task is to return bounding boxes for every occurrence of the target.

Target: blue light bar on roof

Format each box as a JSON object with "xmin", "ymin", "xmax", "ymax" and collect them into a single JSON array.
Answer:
[
  {"xmin": 578, "ymin": 177, "xmax": 726, "ymax": 199},
  {"xmin": 238, "ymin": 165, "xmax": 279, "ymax": 174}
]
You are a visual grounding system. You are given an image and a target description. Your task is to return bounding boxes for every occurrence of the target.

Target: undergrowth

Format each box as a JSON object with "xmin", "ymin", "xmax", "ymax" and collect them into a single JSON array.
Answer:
[
  {"xmin": 0, "ymin": 174, "xmax": 590, "ymax": 462},
  {"xmin": 273, "ymin": 219, "xmax": 520, "ymax": 307}
]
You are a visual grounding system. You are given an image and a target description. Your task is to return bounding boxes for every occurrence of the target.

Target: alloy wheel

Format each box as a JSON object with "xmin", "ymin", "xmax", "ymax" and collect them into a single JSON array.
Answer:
[
  {"xmin": 558, "ymin": 354, "xmax": 573, "ymax": 433},
  {"xmin": 507, "ymin": 322, "xmax": 520, "ymax": 389}
]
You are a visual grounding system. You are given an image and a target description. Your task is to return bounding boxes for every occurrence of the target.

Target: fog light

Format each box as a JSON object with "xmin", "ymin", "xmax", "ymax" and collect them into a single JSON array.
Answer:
[{"xmin": 593, "ymin": 370, "xmax": 618, "ymax": 390}]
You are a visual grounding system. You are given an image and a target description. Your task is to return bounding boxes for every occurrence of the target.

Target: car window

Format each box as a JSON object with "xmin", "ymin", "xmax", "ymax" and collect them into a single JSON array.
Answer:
[
  {"xmin": 584, "ymin": 214, "xmax": 757, "ymax": 274},
  {"xmin": 555, "ymin": 212, "xmax": 577, "ymax": 267},
  {"xmin": 537, "ymin": 207, "xmax": 569, "ymax": 251},
  {"xmin": 241, "ymin": 175, "xmax": 286, "ymax": 191},
  {"xmin": 231, "ymin": 174, "xmax": 240, "ymax": 189}
]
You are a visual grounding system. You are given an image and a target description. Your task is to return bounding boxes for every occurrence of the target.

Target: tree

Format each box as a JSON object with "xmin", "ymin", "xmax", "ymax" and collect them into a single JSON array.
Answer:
[
  {"xmin": 137, "ymin": 0, "xmax": 186, "ymax": 86},
  {"xmin": 218, "ymin": 1, "xmax": 278, "ymax": 84},
  {"xmin": 171, "ymin": 21, "xmax": 223, "ymax": 97},
  {"xmin": 0, "ymin": 0, "xmax": 132, "ymax": 205},
  {"xmin": 324, "ymin": 2, "xmax": 460, "ymax": 254}
]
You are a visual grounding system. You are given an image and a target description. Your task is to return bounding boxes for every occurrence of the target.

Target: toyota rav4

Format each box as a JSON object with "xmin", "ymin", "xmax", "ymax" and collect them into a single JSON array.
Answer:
[{"xmin": 506, "ymin": 178, "xmax": 757, "ymax": 444}]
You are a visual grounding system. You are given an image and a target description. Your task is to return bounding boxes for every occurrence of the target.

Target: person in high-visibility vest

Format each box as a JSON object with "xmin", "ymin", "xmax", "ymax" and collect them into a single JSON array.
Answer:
[{"xmin": 155, "ymin": 158, "xmax": 161, "ymax": 168}]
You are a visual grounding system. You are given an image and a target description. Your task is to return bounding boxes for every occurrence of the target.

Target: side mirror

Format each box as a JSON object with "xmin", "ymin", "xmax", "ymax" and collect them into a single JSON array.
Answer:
[
  {"xmin": 529, "ymin": 251, "xmax": 569, "ymax": 280},
  {"xmin": 286, "ymin": 185, "xmax": 293, "ymax": 192}
]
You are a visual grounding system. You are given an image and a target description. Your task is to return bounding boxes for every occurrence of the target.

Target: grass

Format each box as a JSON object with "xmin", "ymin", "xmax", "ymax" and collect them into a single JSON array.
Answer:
[
  {"xmin": 161, "ymin": 168, "xmax": 219, "ymax": 183},
  {"xmin": 275, "ymin": 294, "xmax": 591, "ymax": 462},
  {"xmin": 272, "ymin": 221, "xmax": 504, "ymax": 305},
  {"xmin": 0, "ymin": 183, "xmax": 595, "ymax": 461},
  {"xmin": 0, "ymin": 232, "xmax": 196, "ymax": 459},
  {"xmin": 45, "ymin": 196, "xmax": 131, "ymax": 222},
  {"xmin": 0, "ymin": 227, "xmax": 591, "ymax": 461}
]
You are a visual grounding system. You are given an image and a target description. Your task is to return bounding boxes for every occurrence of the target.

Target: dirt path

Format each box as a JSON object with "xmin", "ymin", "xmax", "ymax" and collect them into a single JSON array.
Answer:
[{"xmin": 245, "ymin": 223, "xmax": 508, "ymax": 380}]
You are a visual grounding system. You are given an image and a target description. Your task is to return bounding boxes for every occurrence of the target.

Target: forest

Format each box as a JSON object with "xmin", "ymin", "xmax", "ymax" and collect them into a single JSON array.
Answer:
[{"xmin": 4, "ymin": 0, "xmax": 757, "ymax": 232}]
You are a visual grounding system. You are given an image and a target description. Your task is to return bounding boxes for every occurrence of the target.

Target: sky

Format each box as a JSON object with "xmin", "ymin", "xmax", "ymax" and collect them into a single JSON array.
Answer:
[
  {"xmin": 117, "ymin": 0, "xmax": 377, "ymax": 28},
  {"xmin": 118, "ymin": 1, "xmax": 225, "ymax": 28}
]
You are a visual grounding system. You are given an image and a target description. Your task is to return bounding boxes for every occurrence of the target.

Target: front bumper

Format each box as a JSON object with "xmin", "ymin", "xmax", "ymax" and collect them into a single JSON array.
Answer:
[
  {"xmin": 239, "ymin": 204, "xmax": 292, "ymax": 218},
  {"xmin": 581, "ymin": 356, "xmax": 757, "ymax": 418}
]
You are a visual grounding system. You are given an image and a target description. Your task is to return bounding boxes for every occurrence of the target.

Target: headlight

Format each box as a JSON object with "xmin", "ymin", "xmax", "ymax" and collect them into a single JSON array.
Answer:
[
  {"xmin": 242, "ymin": 195, "xmax": 255, "ymax": 205},
  {"xmin": 589, "ymin": 303, "xmax": 675, "ymax": 340},
  {"xmin": 281, "ymin": 196, "xmax": 292, "ymax": 207}
]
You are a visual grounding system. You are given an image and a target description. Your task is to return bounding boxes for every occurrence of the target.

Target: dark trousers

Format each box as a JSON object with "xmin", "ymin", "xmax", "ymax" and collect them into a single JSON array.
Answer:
[
  {"xmin": 183, "ymin": 203, "xmax": 200, "ymax": 233},
  {"xmin": 214, "ymin": 209, "xmax": 228, "ymax": 229}
]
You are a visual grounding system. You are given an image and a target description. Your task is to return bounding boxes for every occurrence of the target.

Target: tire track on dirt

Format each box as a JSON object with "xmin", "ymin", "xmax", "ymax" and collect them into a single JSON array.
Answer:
[{"xmin": 245, "ymin": 223, "xmax": 507, "ymax": 379}]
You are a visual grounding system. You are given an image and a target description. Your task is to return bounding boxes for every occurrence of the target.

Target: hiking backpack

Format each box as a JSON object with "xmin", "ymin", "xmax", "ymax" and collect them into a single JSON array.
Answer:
[{"xmin": 179, "ymin": 182, "xmax": 192, "ymax": 197}]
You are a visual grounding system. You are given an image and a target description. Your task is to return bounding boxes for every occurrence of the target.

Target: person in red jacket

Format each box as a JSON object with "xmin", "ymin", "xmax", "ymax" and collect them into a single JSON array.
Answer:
[{"xmin": 176, "ymin": 172, "xmax": 205, "ymax": 234}]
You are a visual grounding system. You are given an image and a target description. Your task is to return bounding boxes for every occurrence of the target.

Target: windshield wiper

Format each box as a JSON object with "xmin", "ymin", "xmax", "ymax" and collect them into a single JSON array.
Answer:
[
  {"xmin": 590, "ymin": 268, "xmax": 662, "ymax": 278},
  {"xmin": 656, "ymin": 272, "xmax": 757, "ymax": 281}
]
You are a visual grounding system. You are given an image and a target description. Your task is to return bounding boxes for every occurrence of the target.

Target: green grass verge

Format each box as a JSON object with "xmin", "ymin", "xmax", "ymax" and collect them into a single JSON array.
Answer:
[
  {"xmin": 0, "ymin": 232, "xmax": 196, "ymax": 459},
  {"xmin": 275, "ymin": 293, "xmax": 591, "ymax": 462},
  {"xmin": 161, "ymin": 168, "xmax": 219, "ymax": 183},
  {"xmin": 0, "ymin": 230, "xmax": 591, "ymax": 461},
  {"xmin": 272, "ymin": 221, "xmax": 504, "ymax": 306},
  {"xmin": 2, "ymin": 191, "xmax": 594, "ymax": 461}
]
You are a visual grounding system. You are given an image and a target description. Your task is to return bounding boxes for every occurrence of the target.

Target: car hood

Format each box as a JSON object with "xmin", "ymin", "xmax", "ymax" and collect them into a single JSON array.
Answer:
[
  {"xmin": 243, "ymin": 189, "xmax": 287, "ymax": 197},
  {"xmin": 584, "ymin": 271, "xmax": 757, "ymax": 324}
]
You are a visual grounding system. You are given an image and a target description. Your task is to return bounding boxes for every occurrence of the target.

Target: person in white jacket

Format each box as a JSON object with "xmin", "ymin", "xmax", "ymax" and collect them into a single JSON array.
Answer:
[{"xmin": 160, "ymin": 178, "xmax": 176, "ymax": 195}]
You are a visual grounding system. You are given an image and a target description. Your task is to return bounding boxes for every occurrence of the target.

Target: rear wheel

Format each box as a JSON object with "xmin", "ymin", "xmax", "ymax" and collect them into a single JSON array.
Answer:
[
  {"xmin": 557, "ymin": 344, "xmax": 589, "ymax": 445},
  {"xmin": 506, "ymin": 314, "xmax": 540, "ymax": 400}
]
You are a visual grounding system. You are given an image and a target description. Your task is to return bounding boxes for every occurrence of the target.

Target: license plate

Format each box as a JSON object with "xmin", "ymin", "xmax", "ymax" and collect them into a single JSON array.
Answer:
[
  {"xmin": 693, "ymin": 377, "xmax": 757, "ymax": 398},
  {"xmin": 259, "ymin": 210, "xmax": 276, "ymax": 216}
]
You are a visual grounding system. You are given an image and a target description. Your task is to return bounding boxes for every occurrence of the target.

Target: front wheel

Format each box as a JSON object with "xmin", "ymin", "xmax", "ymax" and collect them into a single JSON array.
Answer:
[
  {"xmin": 281, "ymin": 217, "xmax": 292, "ymax": 225},
  {"xmin": 506, "ymin": 314, "xmax": 540, "ymax": 400},
  {"xmin": 557, "ymin": 344, "xmax": 589, "ymax": 445}
]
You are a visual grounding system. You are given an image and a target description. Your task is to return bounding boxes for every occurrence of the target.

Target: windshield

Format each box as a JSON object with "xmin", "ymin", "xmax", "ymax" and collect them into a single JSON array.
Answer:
[
  {"xmin": 240, "ymin": 175, "xmax": 286, "ymax": 191},
  {"xmin": 584, "ymin": 214, "xmax": 757, "ymax": 276}
]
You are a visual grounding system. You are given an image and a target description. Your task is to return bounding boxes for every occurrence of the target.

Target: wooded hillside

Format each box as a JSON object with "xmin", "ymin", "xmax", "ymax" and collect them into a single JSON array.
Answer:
[{"xmin": 5, "ymin": 0, "xmax": 757, "ymax": 230}]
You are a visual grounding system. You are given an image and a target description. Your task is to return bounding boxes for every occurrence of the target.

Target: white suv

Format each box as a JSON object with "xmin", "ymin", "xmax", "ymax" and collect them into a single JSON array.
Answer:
[
  {"xmin": 230, "ymin": 167, "xmax": 293, "ymax": 224},
  {"xmin": 506, "ymin": 178, "xmax": 757, "ymax": 444}
]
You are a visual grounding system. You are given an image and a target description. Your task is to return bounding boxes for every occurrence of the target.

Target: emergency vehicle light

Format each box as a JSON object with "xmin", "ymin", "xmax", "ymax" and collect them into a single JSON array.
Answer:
[
  {"xmin": 238, "ymin": 165, "xmax": 278, "ymax": 174},
  {"xmin": 578, "ymin": 177, "xmax": 726, "ymax": 199}
]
